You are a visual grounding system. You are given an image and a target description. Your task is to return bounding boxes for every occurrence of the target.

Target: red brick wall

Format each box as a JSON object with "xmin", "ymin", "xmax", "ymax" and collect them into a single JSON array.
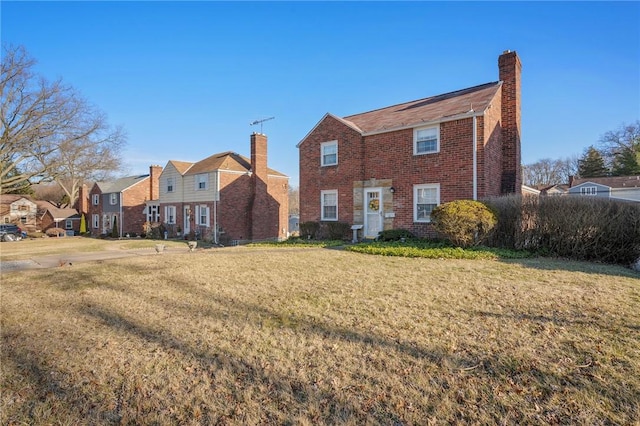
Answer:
[
  {"xmin": 299, "ymin": 115, "xmax": 364, "ymax": 224},
  {"xmin": 122, "ymin": 178, "xmax": 151, "ymax": 235},
  {"xmin": 499, "ymin": 50, "xmax": 522, "ymax": 194},
  {"xmin": 87, "ymin": 185, "xmax": 102, "ymax": 236},
  {"xmin": 481, "ymin": 91, "xmax": 504, "ymax": 198}
]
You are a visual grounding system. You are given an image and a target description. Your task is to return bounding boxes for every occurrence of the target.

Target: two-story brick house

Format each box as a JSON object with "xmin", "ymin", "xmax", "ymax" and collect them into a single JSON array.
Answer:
[
  {"xmin": 156, "ymin": 133, "xmax": 289, "ymax": 243},
  {"xmin": 298, "ymin": 50, "xmax": 522, "ymax": 238},
  {"xmin": 85, "ymin": 165, "xmax": 162, "ymax": 237}
]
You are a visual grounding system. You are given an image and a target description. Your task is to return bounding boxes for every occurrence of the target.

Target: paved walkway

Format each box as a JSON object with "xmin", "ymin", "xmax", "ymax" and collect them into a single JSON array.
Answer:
[{"xmin": 0, "ymin": 246, "xmax": 190, "ymax": 272}]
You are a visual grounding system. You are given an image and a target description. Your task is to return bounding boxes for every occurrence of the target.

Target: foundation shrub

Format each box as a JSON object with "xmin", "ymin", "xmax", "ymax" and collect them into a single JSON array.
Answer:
[
  {"xmin": 299, "ymin": 221, "xmax": 320, "ymax": 240},
  {"xmin": 45, "ymin": 227, "xmax": 66, "ymax": 237},
  {"xmin": 323, "ymin": 221, "xmax": 351, "ymax": 240},
  {"xmin": 484, "ymin": 195, "xmax": 640, "ymax": 265},
  {"xmin": 377, "ymin": 229, "xmax": 416, "ymax": 241},
  {"xmin": 431, "ymin": 200, "xmax": 497, "ymax": 248}
]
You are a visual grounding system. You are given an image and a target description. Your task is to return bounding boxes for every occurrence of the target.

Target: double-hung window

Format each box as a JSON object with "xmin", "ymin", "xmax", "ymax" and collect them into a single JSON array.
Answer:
[
  {"xmin": 321, "ymin": 141, "xmax": 338, "ymax": 166},
  {"xmin": 165, "ymin": 206, "xmax": 176, "ymax": 224},
  {"xmin": 167, "ymin": 177, "xmax": 174, "ymax": 193},
  {"xmin": 92, "ymin": 194, "xmax": 99, "ymax": 205},
  {"xmin": 321, "ymin": 190, "xmax": 338, "ymax": 221},
  {"xmin": 414, "ymin": 125, "xmax": 439, "ymax": 155},
  {"xmin": 580, "ymin": 186, "xmax": 597, "ymax": 196},
  {"xmin": 109, "ymin": 193, "xmax": 118, "ymax": 205},
  {"xmin": 195, "ymin": 205, "xmax": 210, "ymax": 227},
  {"xmin": 92, "ymin": 214, "xmax": 99, "ymax": 229},
  {"xmin": 414, "ymin": 184, "xmax": 440, "ymax": 222},
  {"xmin": 65, "ymin": 219, "xmax": 73, "ymax": 230},
  {"xmin": 195, "ymin": 174, "xmax": 208, "ymax": 191}
]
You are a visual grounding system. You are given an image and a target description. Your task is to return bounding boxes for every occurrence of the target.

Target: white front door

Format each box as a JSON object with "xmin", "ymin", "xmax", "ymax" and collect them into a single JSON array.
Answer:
[
  {"xmin": 364, "ymin": 188, "xmax": 383, "ymax": 238},
  {"xmin": 184, "ymin": 206, "xmax": 191, "ymax": 234}
]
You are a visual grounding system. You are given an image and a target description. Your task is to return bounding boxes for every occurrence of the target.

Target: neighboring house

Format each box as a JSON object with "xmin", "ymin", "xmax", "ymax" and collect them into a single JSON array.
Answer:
[
  {"xmin": 536, "ymin": 184, "xmax": 569, "ymax": 196},
  {"xmin": 568, "ymin": 175, "xmax": 640, "ymax": 203},
  {"xmin": 156, "ymin": 133, "xmax": 289, "ymax": 243},
  {"xmin": 37, "ymin": 201, "xmax": 81, "ymax": 234},
  {"xmin": 85, "ymin": 165, "xmax": 162, "ymax": 237},
  {"xmin": 521, "ymin": 185, "xmax": 541, "ymax": 197},
  {"xmin": 298, "ymin": 51, "xmax": 522, "ymax": 238},
  {"xmin": 0, "ymin": 194, "xmax": 38, "ymax": 231},
  {"xmin": 288, "ymin": 215, "xmax": 300, "ymax": 237}
]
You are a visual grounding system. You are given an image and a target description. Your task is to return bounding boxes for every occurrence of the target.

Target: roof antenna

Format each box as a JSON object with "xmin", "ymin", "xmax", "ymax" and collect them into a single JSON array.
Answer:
[{"xmin": 249, "ymin": 116, "xmax": 275, "ymax": 133}]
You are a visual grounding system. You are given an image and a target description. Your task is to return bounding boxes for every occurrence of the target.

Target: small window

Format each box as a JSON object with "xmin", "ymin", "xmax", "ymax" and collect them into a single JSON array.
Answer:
[
  {"xmin": 414, "ymin": 126, "xmax": 439, "ymax": 155},
  {"xmin": 93, "ymin": 194, "xmax": 99, "ymax": 205},
  {"xmin": 20, "ymin": 216, "xmax": 27, "ymax": 224},
  {"xmin": 321, "ymin": 190, "xmax": 338, "ymax": 221},
  {"xmin": 196, "ymin": 205, "xmax": 209, "ymax": 226},
  {"xmin": 110, "ymin": 193, "xmax": 118, "ymax": 205},
  {"xmin": 414, "ymin": 184, "xmax": 440, "ymax": 222},
  {"xmin": 195, "ymin": 174, "xmax": 208, "ymax": 191},
  {"xmin": 580, "ymin": 186, "xmax": 597, "ymax": 196},
  {"xmin": 321, "ymin": 141, "xmax": 338, "ymax": 166},
  {"xmin": 92, "ymin": 214, "xmax": 99, "ymax": 229},
  {"xmin": 167, "ymin": 177, "xmax": 174, "ymax": 193},
  {"xmin": 65, "ymin": 219, "xmax": 73, "ymax": 230}
]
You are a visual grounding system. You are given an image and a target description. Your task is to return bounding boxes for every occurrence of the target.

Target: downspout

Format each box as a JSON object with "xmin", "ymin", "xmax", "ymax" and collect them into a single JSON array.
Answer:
[
  {"xmin": 472, "ymin": 115, "xmax": 478, "ymax": 201},
  {"xmin": 119, "ymin": 192, "xmax": 123, "ymax": 238},
  {"xmin": 214, "ymin": 170, "xmax": 219, "ymax": 244}
]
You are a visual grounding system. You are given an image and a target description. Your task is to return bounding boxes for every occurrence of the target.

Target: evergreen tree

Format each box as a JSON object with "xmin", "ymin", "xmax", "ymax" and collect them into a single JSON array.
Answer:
[
  {"xmin": 79, "ymin": 214, "xmax": 87, "ymax": 234},
  {"xmin": 111, "ymin": 216, "xmax": 119, "ymax": 238},
  {"xmin": 578, "ymin": 146, "xmax": 609, "ymax": 178},
  {"xmin": 611, "ymin": 146, "xmax": 640, "ymax": 176}
]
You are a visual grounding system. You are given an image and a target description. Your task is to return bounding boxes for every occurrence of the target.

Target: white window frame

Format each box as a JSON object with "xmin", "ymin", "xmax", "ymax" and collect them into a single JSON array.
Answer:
[
  {"xmin": 321, "ymin": 140, "xmax": 338, "ymax": 167},
  {"xmin": 167, "ymin": 177, "xmax": 174, "ymax": 193},
  {"xmin": 413, "ymin": 183, "xmax": 440, "ymax": 223},
  {"xmin": 109, "ymin": 193, "xmax": 118, "ymax": 205},
  {"xmin": 580, "ymin": 186, "xmax": 597, "ymax": 196},
  {"xmin": 413, "ymin": 125, "xmax": 440, "ymax": 155},
  {"xmin": 92, "ymin": 214, "xmax": 99, "ymax": 229},
  {"xmin": 164, "ymin": 206, "xmax": 176, "ymax": 224},
  {"xmin": 195, "ymin": 205, "xmax": 210, "ymax": 227},
  {"xmin": 195, "ymin": 174, "xmax": 208, "ymax": 191},
  {"xmin": 92, "ymin": 194, "xmax": 99, "ymax": 205},
  {"xmin": 321, "ymin": 190, "xmax": 338, "ymax": 221},
  {"xmin": 65, "ymin": 219, "xmax": 73, "ymax": 230}
]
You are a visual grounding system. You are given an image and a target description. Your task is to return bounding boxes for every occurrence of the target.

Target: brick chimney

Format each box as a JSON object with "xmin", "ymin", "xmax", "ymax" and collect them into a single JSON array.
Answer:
[
  {"xmin": 149, "ymin": 165, "xmax": 162, "ymax": 201},
  {"xmin": 77, "ymin": 184, "xmax": 89, "ymax": 215},
  {"xmin": 499, "ymin": 50, "xmax": 522, "ymax": 194},
  {"xmin": 251, "ymin": 133, "xmax": 270, "ymax": 240}
]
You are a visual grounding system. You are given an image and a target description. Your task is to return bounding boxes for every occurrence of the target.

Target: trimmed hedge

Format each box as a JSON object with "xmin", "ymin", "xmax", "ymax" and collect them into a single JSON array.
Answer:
[{"xmin": 484, "ymin": 195, "xmax": 640, "ymax": 265}]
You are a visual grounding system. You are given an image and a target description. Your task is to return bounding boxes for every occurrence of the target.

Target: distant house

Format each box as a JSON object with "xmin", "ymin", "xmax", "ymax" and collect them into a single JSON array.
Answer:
[
  {"xmin": 298, "ymin": 51, "xmax": 522, "ymax": 238},
  {"xmin": 84, "ymin": 166, "xmax": 162, "ymax": 237},
  {"xmin": 522, "ymin": 185, "xmax": 541, "ymax": 197},
  {"xmin": 156, "ymin": 133, "xmax": 289, "ymax": 244},
  {"xmin": 0, "ymin": 194, "xmax": 38, "ymax": 231},
  {"xmin": 536, "ymin": 184, "xmax": 569, "ymax": 196},
  {"xmin": 37, "ymin": 201, "xmax": 81, "ymax": 234},
  {"xmin": 568, "ymin": 175, "xmax": 640, "ymax": 203}
]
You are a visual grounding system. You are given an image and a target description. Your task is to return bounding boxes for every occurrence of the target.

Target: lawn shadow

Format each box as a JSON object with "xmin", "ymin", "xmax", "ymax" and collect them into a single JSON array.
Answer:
[{"xmin": 500, "ymin": 257, "xmax": 640, "ymax": 280}]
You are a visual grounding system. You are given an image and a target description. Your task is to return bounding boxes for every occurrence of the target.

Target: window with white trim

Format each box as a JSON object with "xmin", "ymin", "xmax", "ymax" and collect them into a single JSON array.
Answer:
[
  {"xmin": 164, "ymin": 206, "xmax": 176, "ymax": 224},
  {"xmin": 195, "ymin": 205, "xmax": 210, "ymax": 226},
  {"xmin": 414, "ymin": 125, "xmax": 439, "ymax": 155},
  {"xmin": 321, "ymin": 190, "xmax": 338, "ymax": 221},
  {"xmin": 110, "ymin": 193, "xmax": 118, "ymax": 205},
  {"xmin": 167, "ymin": 177, "xmax": 174, "ymax": 193},
  {"xmin": 580, "ymin": 186, "xmax": 597, "ymax": 196},
  {"xmin": 414, "ymin": 184, "xmax": 440, "ymax": 222},
  {"xmin": 92, "ymin": 194, "xmax": 99, "ymax": 205},
  {"xmin": 321, "ymin": 141, "xmax": 338, "ymax": 166},
  {"xmin": 92, "ymin": 214, "xmax": 99, "ymax": 229},
  {"xmin": 65, "ymin": 219, "xmax": 73, "ymax": 230},
  {"xmin": 195, "ymin": 174, "xmax": 208, "ymax": 190}
]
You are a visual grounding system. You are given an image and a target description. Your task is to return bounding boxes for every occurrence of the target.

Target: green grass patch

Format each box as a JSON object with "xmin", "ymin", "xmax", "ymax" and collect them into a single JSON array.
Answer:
[
  {"xmin": 248, "ymin": 239, "xmax": 345, "ymax": 248},
  {"xmin": 346, "ymin": 240, "xmax": 533, "ymax": 260}
]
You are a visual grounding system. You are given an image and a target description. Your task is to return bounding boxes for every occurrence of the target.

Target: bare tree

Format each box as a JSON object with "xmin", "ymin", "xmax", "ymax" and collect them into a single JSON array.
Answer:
[
  {"xmin": 288, "ymin": 185, "xmax": 299, "ymax": 216},
  {"xmin": 1, "ymin": 45, "xmax": 126, "ymax": 200},
  {"xmin": 523, "ymin": 156, "xmax": 578, "ymax": 187}
]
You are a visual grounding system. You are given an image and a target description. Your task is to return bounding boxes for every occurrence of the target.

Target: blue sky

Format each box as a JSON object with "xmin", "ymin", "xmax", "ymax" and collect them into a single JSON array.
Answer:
[{"xmin": 2, "ymin": 1, "xmax": 639, "ymax": 187}]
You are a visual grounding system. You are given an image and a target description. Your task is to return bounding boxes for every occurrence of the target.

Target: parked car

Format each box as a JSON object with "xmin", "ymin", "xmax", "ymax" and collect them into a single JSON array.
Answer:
[{"xmin": 0, "ymin": 224, "xmax": 23, "ymax": 241}]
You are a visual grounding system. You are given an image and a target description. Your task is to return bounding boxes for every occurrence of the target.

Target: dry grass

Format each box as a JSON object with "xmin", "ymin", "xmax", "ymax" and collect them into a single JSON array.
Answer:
[{"xmin": 1, "ymin": 246, "xmax": 639, "ymax": 425}]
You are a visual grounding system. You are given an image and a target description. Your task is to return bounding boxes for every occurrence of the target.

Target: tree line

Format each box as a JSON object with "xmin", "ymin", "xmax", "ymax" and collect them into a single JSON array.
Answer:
[{"xmin": 524, "ymin": 121, "xmax": 640, "ymax": 187}]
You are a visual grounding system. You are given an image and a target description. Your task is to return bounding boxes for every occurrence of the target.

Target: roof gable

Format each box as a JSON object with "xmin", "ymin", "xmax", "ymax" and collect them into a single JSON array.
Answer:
[
  {"xmin": 95, "ymin": 174, "xmax": 150, "ymax": 194},
  {"xmin": 297, "ymin": 113, "xmax": 363, "ymax": 148},
  {"xmin": 571, "ymin": 175, "xmax": 640, "ymax": 189}
]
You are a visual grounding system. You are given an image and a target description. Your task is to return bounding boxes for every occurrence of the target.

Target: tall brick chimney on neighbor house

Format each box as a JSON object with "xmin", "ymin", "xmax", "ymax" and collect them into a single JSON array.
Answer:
[
  {"xmin": 499, "ymin": 50, "xmax": 522, "ymax": 194},
  {"xmin": 250, "ymin": 132, "xmax": 270, "ymax": 240},
  {"xmin": 77, "ymin": 184, "xmax": 89, "ymax": 215},
  {"xmin": 149, "ymin": 165, "xmax": 162, "ymax": 201}
]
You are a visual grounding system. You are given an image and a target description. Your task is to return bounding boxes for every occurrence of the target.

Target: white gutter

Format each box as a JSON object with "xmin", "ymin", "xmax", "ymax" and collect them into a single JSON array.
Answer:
[{"xmin": 473, "ymin": 115, "xmax": 478, "ymax": 200}]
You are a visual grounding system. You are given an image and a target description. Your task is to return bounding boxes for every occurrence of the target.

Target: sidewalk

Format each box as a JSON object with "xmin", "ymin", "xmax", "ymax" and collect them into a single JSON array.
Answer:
[{"xmin": 0, "ymin": 246, "xmax": 189, "ymax": 272}]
